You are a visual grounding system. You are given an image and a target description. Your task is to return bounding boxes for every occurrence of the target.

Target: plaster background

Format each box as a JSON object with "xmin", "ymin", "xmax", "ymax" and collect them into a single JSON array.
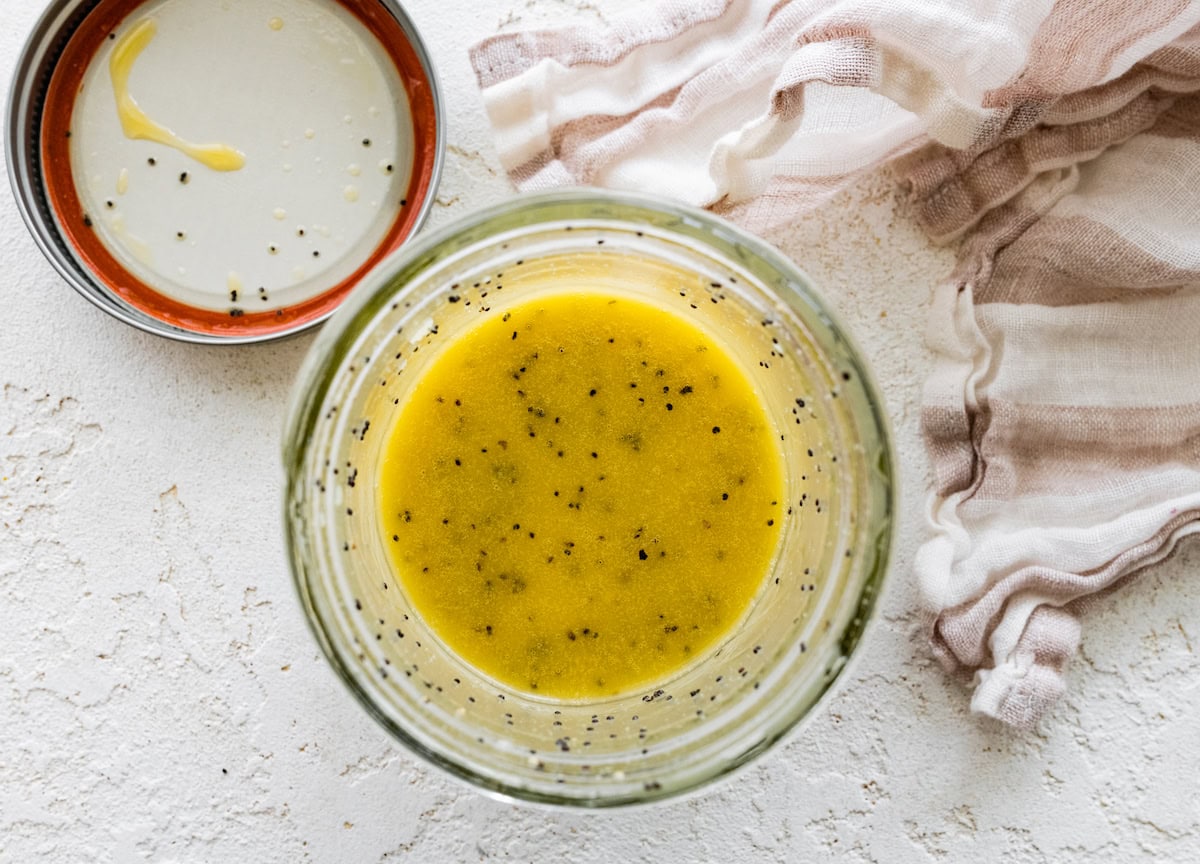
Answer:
[{"xmin": 2, "ymin": 1, "xmax": 1198, "ymax": 861}]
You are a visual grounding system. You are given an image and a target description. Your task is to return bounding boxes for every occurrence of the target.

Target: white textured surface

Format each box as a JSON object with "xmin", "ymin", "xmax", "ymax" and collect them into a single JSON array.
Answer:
[{"xmin": 3, "ymin": 1, "xmax": 1199, "ymax": 861}]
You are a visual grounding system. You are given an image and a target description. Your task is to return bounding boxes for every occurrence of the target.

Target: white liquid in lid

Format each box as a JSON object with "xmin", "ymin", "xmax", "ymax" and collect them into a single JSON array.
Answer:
[{"xmin": 70, "ymin": 0, "xmax": 415, "ymax": 313}]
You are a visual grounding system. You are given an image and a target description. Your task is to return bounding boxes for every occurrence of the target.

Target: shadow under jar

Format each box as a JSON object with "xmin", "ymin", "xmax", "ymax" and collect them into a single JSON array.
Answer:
[{"xmin": 283, "ymin": 190, "xmax": 895, "ymax": 807}]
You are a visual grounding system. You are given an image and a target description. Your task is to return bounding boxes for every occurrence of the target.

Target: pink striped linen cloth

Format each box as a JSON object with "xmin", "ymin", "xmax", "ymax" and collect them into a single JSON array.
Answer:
[{"xmin": 469, "ymin": 0, "xmax": 1200, "ymax": 729}]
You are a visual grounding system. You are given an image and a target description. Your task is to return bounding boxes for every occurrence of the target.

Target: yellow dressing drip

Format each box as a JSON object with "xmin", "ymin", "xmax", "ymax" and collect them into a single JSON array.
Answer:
[
  {"xmin": 109, "ymin": 18, "xmax": 247, "ymax": 172},
  {"xmin": 378, "ymin": 293, "xmax": 785, "ymax": 698}
]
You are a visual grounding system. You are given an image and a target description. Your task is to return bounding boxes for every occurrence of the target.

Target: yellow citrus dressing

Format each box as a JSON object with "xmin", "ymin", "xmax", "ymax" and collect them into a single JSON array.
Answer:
[
  {"xmin": 109, "ymin": 18, "xmax": 246, "ymax": 171},
  {"xmin": 378, "ymin": 293, "xmax": 786, "ymax": 698}
]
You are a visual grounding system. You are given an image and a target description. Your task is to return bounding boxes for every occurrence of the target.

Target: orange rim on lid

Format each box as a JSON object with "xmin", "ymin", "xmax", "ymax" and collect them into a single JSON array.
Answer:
[{"xmin": 8, "ymin": 0, "xmax": 443, "ymax": 343}]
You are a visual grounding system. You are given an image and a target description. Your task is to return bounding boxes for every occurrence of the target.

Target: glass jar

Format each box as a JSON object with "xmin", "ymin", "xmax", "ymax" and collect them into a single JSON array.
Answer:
[{"xmin": 282, "ymin": 190, "xmax": 895, "ymax": 806}]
